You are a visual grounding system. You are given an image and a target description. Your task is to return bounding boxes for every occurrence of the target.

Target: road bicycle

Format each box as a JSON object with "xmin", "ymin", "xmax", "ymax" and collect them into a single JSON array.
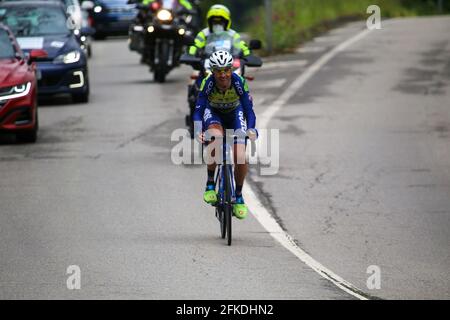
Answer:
[{"xmin": 210, "ymin": 131, "xmax": 255, "ymax": 246}]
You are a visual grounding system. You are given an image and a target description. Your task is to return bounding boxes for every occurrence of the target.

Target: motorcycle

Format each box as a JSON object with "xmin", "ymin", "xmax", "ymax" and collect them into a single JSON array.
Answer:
[
  {"xmin": 128, "ymin": 0, "xmax": 196, "ymax": 83},
  {"xmin": 180, "ymin": 34, "xmax": 263, "ymax": 138}
]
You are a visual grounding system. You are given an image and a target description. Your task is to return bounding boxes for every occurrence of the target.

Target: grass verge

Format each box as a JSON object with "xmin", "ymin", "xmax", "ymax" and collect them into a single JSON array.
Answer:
[{"xmin": 246, "ymin": 0, "xmax": 448, "ymax": 54}]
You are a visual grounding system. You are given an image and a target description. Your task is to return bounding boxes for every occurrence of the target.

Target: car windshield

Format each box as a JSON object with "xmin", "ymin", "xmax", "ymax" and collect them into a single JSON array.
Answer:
[
  {"xmin": 0, "ymin": 29, "xmax": 15, "ymax": 59},
  {"xmin": 0, "ymin": 6, "xmax": 70, "ymax": 37}
]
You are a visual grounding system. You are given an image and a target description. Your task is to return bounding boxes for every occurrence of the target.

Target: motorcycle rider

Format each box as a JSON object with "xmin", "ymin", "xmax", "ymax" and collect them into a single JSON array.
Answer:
[
  {"xmin": 132, "ymin": 0, "xmax": 197, "ymax": 70},
  {"xmin": 132, "ymin": 0, "xmax": 196, "ymax": 27},
  {"xmin": 133, "ymin": 0, "xmax": 197, "ymax": 40},
  {"xmin": 194, "ymin": 50, "xmax": 257, "ymax": 220},
  {"xmin": 188, "ymin": 4, "xmax": 250, "ymax": 58},
  {"xmin": 142, "ymin": 0, "xmax": 195, "ymax": 14}
]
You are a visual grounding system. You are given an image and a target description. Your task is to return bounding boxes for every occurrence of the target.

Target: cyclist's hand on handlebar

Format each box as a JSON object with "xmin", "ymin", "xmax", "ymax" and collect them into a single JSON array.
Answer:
[
  {"xmin": 196, "ymin": 132, "xmax": 206, "ymax": 144},
  {"xmin": 247, "ymin": 128, "xmax": 258, "ymax": 141}
]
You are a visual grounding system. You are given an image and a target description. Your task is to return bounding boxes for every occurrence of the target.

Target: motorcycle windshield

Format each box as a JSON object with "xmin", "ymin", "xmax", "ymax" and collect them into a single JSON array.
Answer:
[
  {"xmin": 162, "ymin": 0, "xmax": 177, "ymax": 10},
  {"xmin": 205, "ymin": 32, "xmax": 242, "ymax": 57}
]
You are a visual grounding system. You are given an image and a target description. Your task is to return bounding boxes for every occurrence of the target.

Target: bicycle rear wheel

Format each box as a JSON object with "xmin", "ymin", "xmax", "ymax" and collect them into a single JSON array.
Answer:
[
  {"xmin": 217, "ymin": 206, "xmax": 226, "ymax": 239},
  {"xmin": 215, "ymin": 166, "xmax": 226, "ymax": 239},
  {"xmin": 224, "ymin": 164, "xmax": 232, "ymax": 246}
]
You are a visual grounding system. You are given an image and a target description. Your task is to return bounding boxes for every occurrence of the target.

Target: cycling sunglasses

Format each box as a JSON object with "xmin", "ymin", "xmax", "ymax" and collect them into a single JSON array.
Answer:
[{"xmin": 212, "ymin": 67, "xmax": 233, "ymax": 75}]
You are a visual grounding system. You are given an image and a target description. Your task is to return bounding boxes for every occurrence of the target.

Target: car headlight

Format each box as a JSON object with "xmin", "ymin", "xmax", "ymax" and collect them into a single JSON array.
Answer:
[
  {"xmin": 0, "ymin": 82, "xmax": 31, "ymax": 102},
  {"xmin": 157, "ymin": 9, "xmax": 172, "ymax": 21},
  {"xmin": 54, "ymin": 51, "xmax": 81, "ymax": 64},
  {"xmin": 13, "ymin": 83, "xmax": 28, "ymax": 93}
]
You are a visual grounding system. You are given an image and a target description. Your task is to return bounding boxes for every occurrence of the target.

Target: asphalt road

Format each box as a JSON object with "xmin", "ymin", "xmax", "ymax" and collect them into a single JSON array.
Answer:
[{"xmin": 0, "ymin": 16, "xmax": 449, "ymax": 299}]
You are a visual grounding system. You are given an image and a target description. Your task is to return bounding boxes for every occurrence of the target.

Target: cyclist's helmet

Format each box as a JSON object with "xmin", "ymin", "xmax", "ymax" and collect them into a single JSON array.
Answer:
[
  {"xmin": 209, "ymin": 50, "xmax": 233, "ymax": 70},
  {"xmin": 206, "ymin": 4, "xmax": 231, "ymax": 31}
]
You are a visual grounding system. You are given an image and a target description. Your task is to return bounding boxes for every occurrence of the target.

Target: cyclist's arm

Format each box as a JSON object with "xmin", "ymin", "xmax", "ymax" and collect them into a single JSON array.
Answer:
[
  {"xmin": 235, "ymin": 75, "xmax": 256, "ymax": 129},
  {"xmin": 193, "ymin": 76, "xmax": 213, "ymax": 135}
]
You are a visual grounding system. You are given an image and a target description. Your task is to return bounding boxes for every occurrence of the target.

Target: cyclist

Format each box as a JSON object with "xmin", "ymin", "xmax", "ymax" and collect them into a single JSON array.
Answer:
[{"xmin": 193, "ymin": 50, "xmax": 257, "ymax": 220}]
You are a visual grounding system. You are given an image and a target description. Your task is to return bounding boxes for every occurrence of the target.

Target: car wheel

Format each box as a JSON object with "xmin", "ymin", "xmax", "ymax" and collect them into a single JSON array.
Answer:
[
  {"xmin": 16, "ymin": 111, "xmax": 38, "ymax": 144},
  {"xmin": 154, "ymin": 69, "xmax": 166, "ymax": 83},
  {"xmin": 72, "ymin": 91, "xmax": 89, "ymax": 103},
  {"xmin": 72, "ymin": 79, "xmax": 90, "ymax": 103},
  {"xmin": 94, "ymin": 33, "xmax": 106, "ymax": 40}
]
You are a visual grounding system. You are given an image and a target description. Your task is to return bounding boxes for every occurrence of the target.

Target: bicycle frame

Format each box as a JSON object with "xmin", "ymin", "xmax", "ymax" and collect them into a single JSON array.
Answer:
[{"xmin": 213, "ymin": 134, "xmax": 236, "ymax": 245}]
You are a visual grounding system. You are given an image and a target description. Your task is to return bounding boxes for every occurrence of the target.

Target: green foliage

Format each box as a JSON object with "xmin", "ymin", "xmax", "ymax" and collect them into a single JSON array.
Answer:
[
  {"xmin": 196, "ymin": 0, "xmax": 449, "ymax": 53},
  {"xmin": 248, "ymin": 0, "xmax": 420, "ymax": 51},
  {"xmin": 198, "ymin": 0, "xmax": 261, "ymax": 29},
  {"xmin": 244, "ymin": 0, "xmax": 448, "ymax": 53}
]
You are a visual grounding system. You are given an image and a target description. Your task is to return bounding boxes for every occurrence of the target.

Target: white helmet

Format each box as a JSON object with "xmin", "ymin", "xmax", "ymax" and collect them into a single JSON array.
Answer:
[{"xmin": 209, "ymin": 50, "xmax": 233, "ymax": 70}]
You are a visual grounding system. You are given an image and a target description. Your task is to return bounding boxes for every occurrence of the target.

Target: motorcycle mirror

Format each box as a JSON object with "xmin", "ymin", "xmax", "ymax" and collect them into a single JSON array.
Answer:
[
  {"xmin": 180, "ymin": 53, "xmax": 202, "ymax": 70},
  {"xmin": 183, "ymin": 34, "xmax": 195, "ymax": 46},
  {"xmin": 249, "ymin": 39, "xmax": 262, "ymax": 50},
  {"xmin": 244, "ymin": 55, "xmax": 263, "ymax": 68},
  {"xmin": 81, "ymin": 0, "xmax": 95, "ymax": 10}
]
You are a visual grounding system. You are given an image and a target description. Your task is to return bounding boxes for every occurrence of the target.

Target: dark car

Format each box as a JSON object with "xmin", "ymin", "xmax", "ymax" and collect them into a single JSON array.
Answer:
[
  {"xmin": 0, "ymin": 23, "xmax": 46, "ymax": 142},
  {"xmin": 81, "ymin": 0, "xmax": 137, "ymax": 39},
  {"xmin": 0, "ymin": 0, "xmax": 94, "ymax": 57},
  {"xmin": 0, "ymin": 1, "xmax": 90, "ymax": 103}
]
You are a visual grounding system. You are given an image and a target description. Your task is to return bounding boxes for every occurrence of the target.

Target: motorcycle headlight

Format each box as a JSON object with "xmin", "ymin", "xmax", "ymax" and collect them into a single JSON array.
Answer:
[
  {"xmin": 157, "ymin": 9, "xmax": 172, "ymax": 22},
  {"xmin": 54, "ymin": 51, "xmax": 81, "ymax": 64}
]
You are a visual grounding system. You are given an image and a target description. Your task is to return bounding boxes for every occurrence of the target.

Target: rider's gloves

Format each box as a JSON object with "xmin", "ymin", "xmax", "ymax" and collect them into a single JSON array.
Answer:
[{"xmin": 247, "ymin": 128, "xmax": 258, "ymax": 141}]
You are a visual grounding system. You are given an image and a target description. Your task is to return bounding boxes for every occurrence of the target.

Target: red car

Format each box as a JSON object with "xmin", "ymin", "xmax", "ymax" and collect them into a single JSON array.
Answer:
[{"xmin": 0, "ymin": 23, "xmax": 47, "ymax": 143}]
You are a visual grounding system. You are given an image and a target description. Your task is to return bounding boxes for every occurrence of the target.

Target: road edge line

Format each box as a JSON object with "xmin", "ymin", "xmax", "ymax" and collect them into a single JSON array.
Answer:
[{"xmin": 244, "ymin": 27, "xmax": 374, "ymax": 300}]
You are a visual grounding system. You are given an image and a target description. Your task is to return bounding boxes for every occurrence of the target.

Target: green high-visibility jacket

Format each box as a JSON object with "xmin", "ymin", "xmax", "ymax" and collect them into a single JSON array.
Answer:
[{"xmin": 188, "ymin": 28, "xmax": 250, "ymax": 57}]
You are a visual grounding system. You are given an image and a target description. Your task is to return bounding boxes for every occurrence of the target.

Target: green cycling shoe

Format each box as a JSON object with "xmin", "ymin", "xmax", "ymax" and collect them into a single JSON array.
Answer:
[
  {"xmin": 233, "ymin": 196, "xmax": 248, "ymax": 220},
  {"xmin": 203, "ymin": 185, "xmax": 217, "ymax": 205}
]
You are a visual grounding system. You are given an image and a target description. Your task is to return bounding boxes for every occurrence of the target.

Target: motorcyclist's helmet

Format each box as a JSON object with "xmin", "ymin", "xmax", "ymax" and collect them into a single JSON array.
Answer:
[
  {"xmin": 209, "ymin": 50, "xmax": 233, "ymax": 70},
  {"xmin": 206, "ymin": 4, "xmax": 231, "ymax": 31}
]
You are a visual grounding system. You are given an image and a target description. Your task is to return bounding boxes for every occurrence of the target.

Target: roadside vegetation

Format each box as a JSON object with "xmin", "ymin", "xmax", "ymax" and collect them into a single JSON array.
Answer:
[{"xmin": 198, "ymin": 0, "xmax": 450, "ymax": 54}]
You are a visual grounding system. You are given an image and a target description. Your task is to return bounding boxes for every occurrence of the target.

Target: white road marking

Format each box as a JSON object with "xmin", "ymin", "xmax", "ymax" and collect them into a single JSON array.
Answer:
[
  {"xmin": 244, "ymin": 27, "xmax": 374, "ymax": 300},
  {"xmin": 253, "ymin": 96, "xmax": 267, "ymax": 106},
  {"xmin": 261, "ymin": 59, "xmax": 309, "ymax": 70},
  {"xmin": 251, "ymin": 78, "xmax": 287, "ymax": 90},
  {"xmin": 314, "ymin": 35, "xmax": 343, "ymax": 43},
  {"xmin": 295, "ymin": 46, "xmax": 326, "ymax": 53}
]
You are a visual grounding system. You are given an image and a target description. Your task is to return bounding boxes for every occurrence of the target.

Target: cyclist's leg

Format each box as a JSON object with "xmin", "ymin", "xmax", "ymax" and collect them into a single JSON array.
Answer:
[
  {"xmin": 230, "ymin": 107, "xmax": 249, "ymax": 219},
  {"xmin": 203, "ymin": 107, "xmax": 225, "ymax": 170},
  {"xmin": 203, "ymin": 108, "xmax": 224, "ymax": 204}
]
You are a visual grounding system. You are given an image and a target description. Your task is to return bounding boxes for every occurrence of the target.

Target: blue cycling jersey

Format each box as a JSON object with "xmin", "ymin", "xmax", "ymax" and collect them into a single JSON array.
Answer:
[{"xmin": 193, "ymin": 73, "xmax": 256, "ymax": 133}]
